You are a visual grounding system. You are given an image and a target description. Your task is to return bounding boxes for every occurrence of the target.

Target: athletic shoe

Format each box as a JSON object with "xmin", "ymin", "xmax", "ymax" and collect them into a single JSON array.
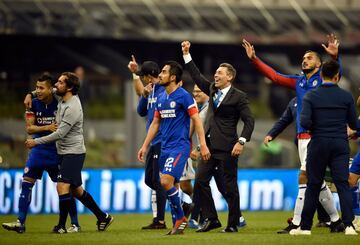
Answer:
[
  {"xmin": 97, "ymin": 214, "xmax": 114, "ymax": 231},
  {"xmin": 277, "ymin": 222, "xmax": 299, "ymax": 234},
  {"xmin": 52, "ymin": 225, "xmax": 67, "ymax": 234},
  {"xmin": 353, "ymin": 216, "xmax": 360, "ymax": 232},
  {"xmin": 2, "ymin": 220, "xmax": 25, "ymax": 233},
  {"xmin": 141, "ymin": 221, "xmax": 167, "ymax": 229},
  {"xmin": 188, "ymin": 219, "xmax": 200, "ymax": 229},
  {"xmin": 182, "ymin": 202, "xmax": 194, "ymax": 219},
  {"xmin": 238, "ymin": 216, "xmax": 247, "ymax": 228},
  {"xmin": 168, "ymin": 217, "xmax": 187, "ymax": 235},
  {"xmin": 345, "ymin": 225, "xmax": 358, "ymax": 235},
  {"xmin": 330, "ymin": 219, "xmax": 345, "ymax": 233},
  {"xmin": 67, "ymin": 224, "xmax": 81, "ymax": 233},
  {"xmin": 289, "ymin": 227, "xmax": 311, "ymax": 235}
]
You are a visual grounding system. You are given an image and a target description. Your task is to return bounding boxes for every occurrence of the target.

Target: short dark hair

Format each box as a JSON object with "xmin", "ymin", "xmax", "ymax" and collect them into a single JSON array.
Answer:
[
  {"xmin": 321, "ymin": 60, "xmax": 340, "ymax": 80},
  {"xmin": 37, "ymin": 73, "xmax": 54, "ymax": 87},
  {"xmin": 219, "ymin": 63, "xmax": 236, "ymax": 82},
  {"xmin": 61, "ymin": 72, "xmax": 80, "ymax": 95},
  {"xmin": 304, "ymin": 50, "xmax": 322, "ymax": 64},
  {"xmin": 164, "ymin": 61, "xmax": 183, "ymax": 84}
]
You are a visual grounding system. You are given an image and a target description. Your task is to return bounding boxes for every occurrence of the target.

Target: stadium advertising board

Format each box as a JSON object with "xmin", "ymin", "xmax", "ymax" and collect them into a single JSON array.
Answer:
[{"xmin": 0, "ymin": 168, "xmax": 299, "ymax": 214}]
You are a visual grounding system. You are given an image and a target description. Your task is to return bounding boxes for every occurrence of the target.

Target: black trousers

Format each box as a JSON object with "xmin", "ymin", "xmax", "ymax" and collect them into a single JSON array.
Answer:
[
  {"xmin": 144, "ymin": 143, "xmax": 166, "ymax": 221},
  {"xmin": 194, "ymin": 151, "xmax": 240, "ymax": 227},
  {"xmin": 301, "ymin": 137, "xmax": 353, "ymax": 230}
]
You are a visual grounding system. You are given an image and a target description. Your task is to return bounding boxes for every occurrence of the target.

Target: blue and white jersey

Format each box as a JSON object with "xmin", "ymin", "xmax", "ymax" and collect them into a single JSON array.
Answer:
[
  {"xmin": 27, "ymin": 98, "xmax": 57, "ymax": 152},
  {"xmin": 154, "ymin": 87, "xmax": 197, "ymax": 151},
  {"xmin": 137, "ymin": 83, "xmax": 165, "ymax": 145}
]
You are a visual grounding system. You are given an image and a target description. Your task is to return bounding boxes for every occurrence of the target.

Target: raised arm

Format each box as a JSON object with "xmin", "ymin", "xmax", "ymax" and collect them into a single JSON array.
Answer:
[
  {"xmin": 128, "ymin": 55, "xmax": 145, "ymax": 96},
  {"xmin": 242, "ymin": 39, "xmax": 297, "ymax": 90},
  {"xmin": 181, "ymin": 41, "xmax": 212, "ymax": 95}
]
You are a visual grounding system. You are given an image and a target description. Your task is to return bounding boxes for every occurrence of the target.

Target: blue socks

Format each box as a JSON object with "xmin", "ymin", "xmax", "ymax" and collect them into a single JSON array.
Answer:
[
  {"xmin": 351, "ymin": 186, "xmax": 360, "ymax": 216},
  {"xmin": 166, "ymin": 187, "xmax": 184, "ymax": 221},
  {"xmin": 18, "ymin": 181, "xmax": 34, "ymax": 224}
]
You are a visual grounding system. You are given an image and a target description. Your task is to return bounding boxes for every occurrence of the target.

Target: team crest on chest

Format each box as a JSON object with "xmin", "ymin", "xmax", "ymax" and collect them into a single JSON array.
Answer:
[
  {"xmin": 170, "ymin": 101, "xmax": 176, "ymax": 108},
  {"xmin": 312, "ymin": 80, "xmax": 318, "ymax": 86}
]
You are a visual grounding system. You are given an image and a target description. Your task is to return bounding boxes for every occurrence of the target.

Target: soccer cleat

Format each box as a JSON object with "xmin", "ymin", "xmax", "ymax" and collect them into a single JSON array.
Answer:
[
  {"xmin": 188, "ymin": 219, "xmax": 200, "ymax": 229},
  {"xmin": 2, "ymin": 220, "xmax": 25, "ymax": 233},
  {"xmin": 52, "ymin": 225, "xmax": 67, "ymax": 234},
  {"xmin": 238, "ymin": 216, "xmax": 247, "ymax": 228},
  {"xmin": 141, "ymin": 221, "xmax": 167, "ymax": 230},
  {"xmin": 97, "ymin": 214, "xmax": 114, "ymax": 231},
  {"xmin": 289, "ymin": 227, "xmax": 311, "ymax": 235},
  {"xmin": 67, "ymin": 224, "xmax": 81, "ymax": 233},
  {"xmin": 353, "ymin": 216, "xmax": 360, "ymax": 232},
  {"xmin": 329, "ymin": 219, "xmax": 345, "ymax": 233},
  {"xmin": 182, "ymin": 202, "xmax": 194, "ymax": 219},
  {"xmin": 277, "ymin": 222, "xmax": 299, "ymax": 234},
  {"xmin": 168, "ymin": 217, "xmax": 187, "ymax": 235},
  {"xmin": 345, "ymin": 225, "xmax": 358, "ymax": 235}
]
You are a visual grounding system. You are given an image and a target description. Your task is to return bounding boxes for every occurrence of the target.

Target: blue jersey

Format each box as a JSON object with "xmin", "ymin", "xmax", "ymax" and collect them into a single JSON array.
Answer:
[
  {"xmin": 154, "ymin": 87, "xmax": 197, "ymax": 151},
  {"xmin": 28, "ymin": 98, "xmax": 58, "ymax": 152},
  {"xmin": 137, "ymin": 83, "xmax": 165, "ymax": 145},
  {"xmin": 252, "ymin": 57, "xmax": 342, "ymax": 134}
]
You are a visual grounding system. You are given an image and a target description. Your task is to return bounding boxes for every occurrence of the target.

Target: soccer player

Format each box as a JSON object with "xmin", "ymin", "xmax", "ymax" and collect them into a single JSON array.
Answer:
[
  {"xmin": 2, "ymin": 74, "xmax": 80, "ymax": 233},
  {"xmin": 128, "ymin": 56, "xmax": 167, "ymax": 229},
  {"xmin": 138, "ymin": 61, "xmax": 210, "ymax": 235},
  {"xmin": 24, "ymin": 72, "xmax": 113, "ymax": 233},
  {"xmin": 242, "ymin": 34, "xmax": 341, "ymax": 233}
]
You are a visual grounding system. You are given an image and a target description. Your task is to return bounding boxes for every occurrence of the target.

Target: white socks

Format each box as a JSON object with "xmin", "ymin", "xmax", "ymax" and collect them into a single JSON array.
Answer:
[
  {"xmin": 292, "ymin": 184, "xmax": 307, "ymax": 226},
  {"xmin": 151, "ymin": 190, "xmax": 157, "ymax": 218},
  {"xmin": 319, "ymin": 182, "xmax": 339, "ymax": 222}
]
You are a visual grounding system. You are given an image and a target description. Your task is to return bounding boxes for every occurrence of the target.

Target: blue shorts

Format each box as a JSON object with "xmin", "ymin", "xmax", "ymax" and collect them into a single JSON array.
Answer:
[
  {"xmin": 350, "ymin": 150, "xmax": 360, "ymax": 175},
  {"xmin": 160, "ymin": 145, "xmax": 190, "ymax": 182},
  {"xmin": 24, "ymin": 148, "xmax": 59, "ymax": 182}
]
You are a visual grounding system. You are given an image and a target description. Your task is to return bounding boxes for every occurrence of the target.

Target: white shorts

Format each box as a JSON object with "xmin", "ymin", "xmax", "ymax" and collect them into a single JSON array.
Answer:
[
  {"xmin": 180, "ymin": 158, "xmax": 195, "ymax": 181},
  {"xmin": 298, "ymin": 138, "xmax": 310, "ymax": 171}
]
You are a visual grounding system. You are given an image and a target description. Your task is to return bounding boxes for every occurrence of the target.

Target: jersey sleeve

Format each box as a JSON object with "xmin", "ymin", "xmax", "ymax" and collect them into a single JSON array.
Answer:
[
  {"xmin": 183, "ymin": 93, "xmax": 198, "ymax": 117},
  {"xmin": 251, "ymin": 57, "xmax": 298, "ymax": 90}
]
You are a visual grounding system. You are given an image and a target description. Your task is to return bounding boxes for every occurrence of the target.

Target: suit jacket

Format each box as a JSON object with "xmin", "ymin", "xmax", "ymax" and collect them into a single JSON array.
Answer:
[{"xmin": 185, "ymin": 60, "xmax": 255, "ymax": 152}]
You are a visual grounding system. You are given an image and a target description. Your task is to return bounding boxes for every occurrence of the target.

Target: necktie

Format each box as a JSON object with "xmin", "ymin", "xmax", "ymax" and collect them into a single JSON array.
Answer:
[{"xmin": 213, "ymin": 90, "xmax": 223, "ymax": 108}]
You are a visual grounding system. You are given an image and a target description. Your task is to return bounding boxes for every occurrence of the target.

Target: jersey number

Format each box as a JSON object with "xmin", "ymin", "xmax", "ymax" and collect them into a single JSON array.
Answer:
[{"xmin": 164, "ymin": 157, "xmax": 174, "ymax": 172}]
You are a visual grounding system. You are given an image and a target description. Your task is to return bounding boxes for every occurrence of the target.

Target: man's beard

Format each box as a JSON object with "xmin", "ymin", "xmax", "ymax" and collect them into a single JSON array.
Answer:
[
  {"xmin": 55, "ymin": 89, "xmax": 66, "ymax": 96},
  {"xmin": 160, "ymin": 81, "xmax": 171, "ymax": 87},
  {"xmin": 302, "ymin": 67, "xmax": 315, "ymax": 74}
]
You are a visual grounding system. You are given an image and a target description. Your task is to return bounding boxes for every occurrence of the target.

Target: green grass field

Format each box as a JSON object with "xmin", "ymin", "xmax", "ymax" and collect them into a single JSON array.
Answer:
[{"xmin": 0, "ymin": 212, "xmax": 359, "ymax": 245}]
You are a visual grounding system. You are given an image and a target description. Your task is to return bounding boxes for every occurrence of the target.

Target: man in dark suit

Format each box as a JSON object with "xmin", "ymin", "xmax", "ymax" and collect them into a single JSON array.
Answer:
[
  {"xmin": 181, "ymin": 41, "xmax": 255, "ymax": 233},
  {"xmin": 290, "ymin": 60, "xmax": 358, "ymax": 235}
]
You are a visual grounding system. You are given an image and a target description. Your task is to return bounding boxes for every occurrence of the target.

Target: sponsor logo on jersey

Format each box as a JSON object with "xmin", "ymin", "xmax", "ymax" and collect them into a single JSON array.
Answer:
[{"xmin": 160, "ymin": 109, "xmax": 176, "ymax": 118}]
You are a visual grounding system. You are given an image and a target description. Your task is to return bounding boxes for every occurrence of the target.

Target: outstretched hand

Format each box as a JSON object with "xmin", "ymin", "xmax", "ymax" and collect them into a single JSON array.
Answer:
[
  {"xmin": 322, "ymin": 33, "xmax": 339, "ymax": 59},
  {"xmin": 242, "ymin": 39, "xmax": 256, "ymax": 60}
]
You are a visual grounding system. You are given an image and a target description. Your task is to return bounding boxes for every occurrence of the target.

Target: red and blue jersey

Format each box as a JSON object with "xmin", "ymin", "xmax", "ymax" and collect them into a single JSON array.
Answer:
[
  {"xmin": 252, "ymin": 57, "xmax": 342, "ymax": 134},
  {"xmin": 154, "ymin": 87, "xmax": 198, "ymax": 151},
  {"xmin": 27, "ymin": 98, "xmax": 58, "ymax": 152}
]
